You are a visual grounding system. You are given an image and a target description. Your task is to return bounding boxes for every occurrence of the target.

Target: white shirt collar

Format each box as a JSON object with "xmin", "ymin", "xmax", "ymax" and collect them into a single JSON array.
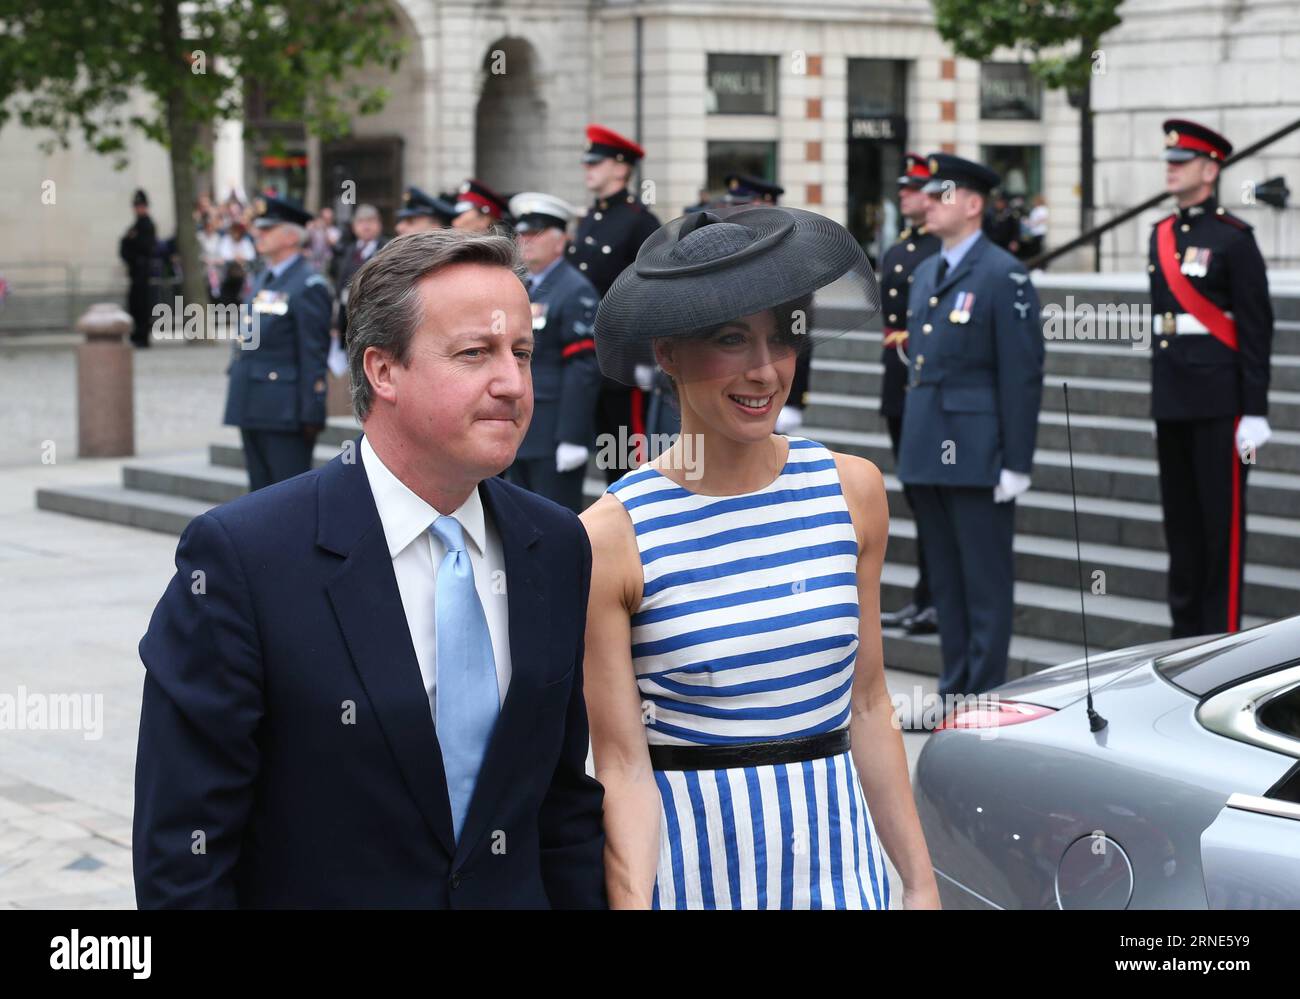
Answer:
[
  {"xmin": 942, "ymin": 229, "xmax": 984, "ymax": 272},
  {"xmin": 361, "ymin": 435, "xmax": 487, "ymax": 559}
]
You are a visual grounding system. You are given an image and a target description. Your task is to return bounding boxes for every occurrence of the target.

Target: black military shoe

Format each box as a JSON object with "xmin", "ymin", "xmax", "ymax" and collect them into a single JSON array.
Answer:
[
  {"xmin": 881, "ymin": 602, "xmax": 920, "ymax": 628},
  {"xmin": 903, "ymin": 605, "xmax": 939, "ymax": 635}
]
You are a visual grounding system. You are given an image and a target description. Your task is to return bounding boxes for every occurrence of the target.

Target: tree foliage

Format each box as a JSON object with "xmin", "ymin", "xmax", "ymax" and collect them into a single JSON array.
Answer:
[
  {"xmin": 929, "ymin": 0, "xmax": 1123, "ymax": 92},
  {"xmin": 0, "ymin": 0, "xmax": 406, "ymax": 164}
]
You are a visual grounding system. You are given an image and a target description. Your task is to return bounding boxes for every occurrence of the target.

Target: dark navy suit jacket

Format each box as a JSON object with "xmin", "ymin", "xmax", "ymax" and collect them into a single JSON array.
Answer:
[{"xmin": 133, "ymin": 441, "xmax": 606, "ymax": 908}]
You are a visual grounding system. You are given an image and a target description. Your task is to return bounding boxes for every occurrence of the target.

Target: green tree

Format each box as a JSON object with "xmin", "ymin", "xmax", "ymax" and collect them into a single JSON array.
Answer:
[
  {"xmin": 0, "ymin": 0, "xmax": 405, "ymax": 322},
  {"xmin": 929, "ymin": 0, "xmax": 1124, "ymax": 260}
]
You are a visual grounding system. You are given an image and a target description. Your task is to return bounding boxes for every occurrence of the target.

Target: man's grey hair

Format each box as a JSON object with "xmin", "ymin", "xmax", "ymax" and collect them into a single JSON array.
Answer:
[
  {"xmin": 281, "ymin": 222, "xmax": 307, "ymax": 247},
  {"xmin": 346, "ymin": 229, "xmax": 523, "ymax": 421},
  {"xmin": 353, "ymin": 204, "xmax": 380, "ymax": 222}
]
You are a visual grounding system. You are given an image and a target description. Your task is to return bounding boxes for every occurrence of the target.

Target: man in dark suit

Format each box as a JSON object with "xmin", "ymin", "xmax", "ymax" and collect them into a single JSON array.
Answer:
[
  {"xmin": 222, "ymin": 195, "xmax": 332, "ymax": 491},
  {"xmin": 119, "ymin": 188, "xmax": 156, "ymax": 348},
  {"xmin": 334, "ymin": 203, "xmax": 389, "ymax": 347},
  {"xmin": 878, "ymin": 153, "xmax": 942, "ymax": 635},
  {"xmin": 135, "ymin": 227, "xmax": 606, "ymax": 909},
  {"xmin": 896, "ymin": 154, "xmax": 1044, "ymax": 710},
  {"xmin": 506, "ymin": 192, "xmax": 602, "ymax": 513}
]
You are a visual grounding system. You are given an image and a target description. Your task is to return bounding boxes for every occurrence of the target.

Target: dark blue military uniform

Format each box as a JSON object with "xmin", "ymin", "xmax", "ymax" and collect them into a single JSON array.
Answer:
[
  {"xmin": 897, "ymin": 215, "xmax": 1044, "ymax": 697},
  {"xmin": 1147, "ymin": 120, "xmax": 1274, "ymax": 638},
  {"xmin": 508, "ymin": 259, "xmax": 603, "ymax": 512},
  {"xmin": 223, "ymin": 248, "xmax": 333, "ymax": 492}
]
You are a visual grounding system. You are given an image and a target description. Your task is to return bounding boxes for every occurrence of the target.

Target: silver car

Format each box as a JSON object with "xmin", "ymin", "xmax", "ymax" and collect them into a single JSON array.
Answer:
[{"xmin": 913, "ymin": 616, "xmax": 1300, "ymax": 909}]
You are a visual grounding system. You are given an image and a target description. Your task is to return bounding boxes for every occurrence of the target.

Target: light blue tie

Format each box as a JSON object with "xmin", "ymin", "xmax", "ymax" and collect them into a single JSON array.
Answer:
[{"xmin": 430, "ymin": 514, "xmax": 500, "ymax": 842}]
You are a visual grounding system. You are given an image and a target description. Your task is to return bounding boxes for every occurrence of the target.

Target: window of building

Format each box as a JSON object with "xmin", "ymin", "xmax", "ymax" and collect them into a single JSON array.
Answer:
[
  {"xmin": 980, "ymin": 62, "xmax": 1042, "ymax": 120},
  {"xmin": 705, "ymin": 141, "xmax": 777, "ymax": 200},
  {"xmin": 706, "ymin": 54, "xmax": 778, "ymax": 115},
  {"xmin": 980, "ymin": 144, "xmax": 1042, "ymax": 198}
]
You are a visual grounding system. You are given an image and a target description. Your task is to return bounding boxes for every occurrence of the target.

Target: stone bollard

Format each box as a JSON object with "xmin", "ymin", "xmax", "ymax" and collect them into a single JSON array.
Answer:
[{"xmin": 76, "ymin": 303, "xmax": 135, "ymax": 458}]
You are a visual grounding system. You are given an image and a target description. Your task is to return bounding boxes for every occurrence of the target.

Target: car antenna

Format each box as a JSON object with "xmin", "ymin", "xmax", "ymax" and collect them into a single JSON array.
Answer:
[{"xmin": 1063, "ymin": 381, "xmax": 1107, "ymax": 733}]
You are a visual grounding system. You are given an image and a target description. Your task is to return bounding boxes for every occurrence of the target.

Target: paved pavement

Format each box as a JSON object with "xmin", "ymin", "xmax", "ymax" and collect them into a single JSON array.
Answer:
[{"xmin": 0, "ymin": 338, "xmax": 938, "ymax": 908}]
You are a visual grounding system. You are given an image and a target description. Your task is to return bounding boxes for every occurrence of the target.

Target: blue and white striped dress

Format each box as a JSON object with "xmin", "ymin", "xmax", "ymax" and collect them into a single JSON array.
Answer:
[{"xmin": 607, "ymin": 436, "xmax": 892, "ymax": 910}]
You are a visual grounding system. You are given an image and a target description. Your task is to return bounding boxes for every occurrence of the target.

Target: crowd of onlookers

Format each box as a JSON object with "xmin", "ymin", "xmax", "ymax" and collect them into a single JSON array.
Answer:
[{"xmin": 983, "ymin": 192, "xmax": 1049, "ymax": 260}]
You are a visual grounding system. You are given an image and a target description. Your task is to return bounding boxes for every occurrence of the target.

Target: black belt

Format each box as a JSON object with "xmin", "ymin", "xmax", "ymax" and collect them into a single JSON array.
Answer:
[{"xmin": 648, "ymin": 729, "xmax": 850, "ymax": 771}]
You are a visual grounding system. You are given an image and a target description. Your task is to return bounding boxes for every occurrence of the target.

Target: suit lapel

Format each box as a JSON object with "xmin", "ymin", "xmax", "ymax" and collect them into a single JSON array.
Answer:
[
  {"xmin": 453, "ymin": 477, "xmax": 546, "ymax": 866},
  {"xmin": 319, "ymin": 441, "xmax": 457, "ymax": 858}
]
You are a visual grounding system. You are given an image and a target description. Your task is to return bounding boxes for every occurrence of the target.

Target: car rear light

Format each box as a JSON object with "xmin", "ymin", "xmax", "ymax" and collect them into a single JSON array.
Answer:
[{"xmin": 936, "ymin": 699, "xmax": 1057, "ymax": 730}]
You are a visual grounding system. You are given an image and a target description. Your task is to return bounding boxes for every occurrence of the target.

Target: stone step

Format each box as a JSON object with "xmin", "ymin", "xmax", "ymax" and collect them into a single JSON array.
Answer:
[
  {"xmin": 879, "ymin": 560, "xmax": 1267, "ymax": 652},
  {"xmin": 35, "ymin": 484, "xmax": 211, "ymax": 535},
  {"xmin": 875, "ymin": 472, "xmax": 1300, "ymax": 570},
  {"xmin": 804, "ymin": 398, "xmax": 1300, "ymax": 473},
  {"xmin": 796, "ymin": 424, "xmax": 1300, "ymax": 516},
  {"xmin": 805, "ymin": 371, "xmax": 1300, "ymax": 429},
  {"xmin": 881, "ymin": 630, "xmax": 1088, "ymax": 682},
  {"xmin": 881, "ymin": 515, "xmax": 1300, "ymax": 622}
]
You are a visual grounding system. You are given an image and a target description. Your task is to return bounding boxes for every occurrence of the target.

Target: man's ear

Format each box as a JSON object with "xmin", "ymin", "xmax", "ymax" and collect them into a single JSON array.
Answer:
[
  {"xmin": 1203, "ymin": 159, "xmax": 1222, "ymax": 186},
  {"xmin": 364, "ymin": 346, "xmax": 399, "ymax": 406}
]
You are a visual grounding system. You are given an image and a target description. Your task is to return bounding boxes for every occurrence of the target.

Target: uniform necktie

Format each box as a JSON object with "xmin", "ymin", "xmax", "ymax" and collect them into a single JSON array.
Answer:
[
  {"xmin": 430, "ymin": 514, "xmax": 500, "ymax": 842},
  {"xmin": 935, "ymin": 256, "xmax": 949, "ymax": 284}
]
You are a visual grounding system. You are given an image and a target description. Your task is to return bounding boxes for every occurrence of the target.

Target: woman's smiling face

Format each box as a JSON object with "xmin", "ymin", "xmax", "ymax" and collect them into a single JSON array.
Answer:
[{"xmin": 655, "ymin": 308, "xmax": 798, "ymax": 441}]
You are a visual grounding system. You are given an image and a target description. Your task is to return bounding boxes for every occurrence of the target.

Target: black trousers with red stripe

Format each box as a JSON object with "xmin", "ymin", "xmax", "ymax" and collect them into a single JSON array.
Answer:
[{"xmin": 1155, "ymin": 416, "xmax": 1248, "ymax": 638}]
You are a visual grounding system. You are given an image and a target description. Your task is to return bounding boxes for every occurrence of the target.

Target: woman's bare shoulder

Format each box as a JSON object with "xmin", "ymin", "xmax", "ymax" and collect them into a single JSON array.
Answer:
[
  {"xmin": 579, "ymin": 493, "xmax": 642, "ymax": 593},
  {"xmin": 829, "ymin": 450, "xmax": 886, "ymax": 505}
]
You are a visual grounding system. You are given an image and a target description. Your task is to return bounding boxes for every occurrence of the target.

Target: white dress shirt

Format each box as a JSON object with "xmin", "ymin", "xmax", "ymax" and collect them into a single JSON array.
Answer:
[{"xmin": 361, "ymin": 436, "xmax": 513, "ymax": 724}]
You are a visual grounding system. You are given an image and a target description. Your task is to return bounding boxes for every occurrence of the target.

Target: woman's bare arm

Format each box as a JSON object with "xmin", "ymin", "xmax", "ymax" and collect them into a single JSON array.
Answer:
[
  {"xmin": 834, "ymin": 452, "xmax": 941, "ymax": 909},
  {"xmin": 579, "ymin": 493, "xmax": 662, "ymax": 909}
]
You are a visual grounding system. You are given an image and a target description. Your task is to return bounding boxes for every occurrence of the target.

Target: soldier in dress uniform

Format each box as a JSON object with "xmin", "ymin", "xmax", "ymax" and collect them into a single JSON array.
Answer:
[
  {"xmin": 119, "ymin": 188, "xmax": 157, "ymax": 348},
  {"xmin": 452, "ymin": 179, "xmax": 511, "ymax": 234},
  {"xmin": 879, "ymin": 153, "xmax": 942, "ymax": 635},
  {"xmin": 1147, "ymin": 119, "xmax": 1273, "ymax": 637},
  {"xmin": 503, "ymin": 193, "xmax": 603, "ymax": 513},
  {"xmin": 223, "ymin": 195, "xmax": 333, "ymax": 492},
  {"xmin": 394, "ymin": 186, "xmax": 456, "ymax": 235},
  {"xmin": 896, "ymin": 154, "xmax": 1044, "ymax": 714},
  {"xmin": 570, "ymin": 124, "xmax": 662, "ymax": 483}
]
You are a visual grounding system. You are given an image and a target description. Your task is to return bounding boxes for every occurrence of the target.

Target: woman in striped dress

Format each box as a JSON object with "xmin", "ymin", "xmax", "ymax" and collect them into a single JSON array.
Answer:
[{"xmin": 580, "ymin": 206, "xmax": 940, "ymax": 909}]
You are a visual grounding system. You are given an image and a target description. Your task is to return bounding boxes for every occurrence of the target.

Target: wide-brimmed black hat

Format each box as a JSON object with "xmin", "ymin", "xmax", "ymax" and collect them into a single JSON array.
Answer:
[{"xmin": 594, "ymin": 205, "xmax": 879, "ymax": 386}]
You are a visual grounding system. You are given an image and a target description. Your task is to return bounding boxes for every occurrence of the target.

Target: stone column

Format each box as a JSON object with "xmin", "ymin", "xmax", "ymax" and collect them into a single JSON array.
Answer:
[{"xmin": 76, "ymin": 304, "xmax": 135, "ymax": 458}]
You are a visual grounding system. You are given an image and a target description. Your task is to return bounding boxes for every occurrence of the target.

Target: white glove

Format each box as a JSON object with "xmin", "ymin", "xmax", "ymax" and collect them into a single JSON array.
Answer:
[
  {"xmin": 775, "ymin": 405, "xmax": 803, "ymax": 434},
  {"xmin": 1237, "ymin": 416, "xmax": 1271, "ymax": 460},
  {"xmin": 555, "ymin": 442, "xmax": 589, "ymax": 474},
  {"xmin": 633, "ymin": 364, "xmax": 655, "ymax": 393},
  {"xmin": 993, "ymin": 468, "xmax": 1031, "ymax": 503}
]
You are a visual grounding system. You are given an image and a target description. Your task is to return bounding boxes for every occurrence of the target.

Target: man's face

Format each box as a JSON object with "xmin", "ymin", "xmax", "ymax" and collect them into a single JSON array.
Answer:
[
  {"xmin": 517, "ymin": 226, "xmax": 565, "ymax": 270},
  {"xmin": 353, "ymin": 215, "xmax": 381, "ymax": 243},
  {"xmin": 381, "ymin": 263, "xmax": 533, "ymax": 480},
  {"xmin": 1165, "ymin": 157, "xmax": 1217, "ymax": 197},
  {"xmin": 583, "ymin": 157, "xmax": 627, "ymax": 194},
  {"xmin": 924, "ymin": 187, "xmax": 983, "ymax": 239},
  {"xmin": 320, "ymin": 207, "xmax": 334, "ymax": 225},
  {"xmin": 453, "ymin": 209, "xmax": 493, "ymax": 233},
  {"xmin": 898, "ymin": 185, "xmax": 927, "ymax": 221},
  {"xmin": 253, "ymin": 222, "xmax": 296, "ymax": 257}
]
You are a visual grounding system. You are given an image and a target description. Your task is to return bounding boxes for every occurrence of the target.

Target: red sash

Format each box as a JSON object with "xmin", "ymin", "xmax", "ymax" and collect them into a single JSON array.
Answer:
[{"xmin": 1155, "ymin": 216, "xmax": 1238, "ymax": 351}]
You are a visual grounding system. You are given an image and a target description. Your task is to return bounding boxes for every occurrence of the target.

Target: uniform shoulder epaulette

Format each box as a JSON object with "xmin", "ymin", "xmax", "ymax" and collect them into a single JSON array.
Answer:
[
  {"xmin": 304, "ymin": 274, "xmax": 331, "ymax": 289},
  {"xmin": 1213, "ymin": 207, "xmax": 1252, "ymax": 231}
]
